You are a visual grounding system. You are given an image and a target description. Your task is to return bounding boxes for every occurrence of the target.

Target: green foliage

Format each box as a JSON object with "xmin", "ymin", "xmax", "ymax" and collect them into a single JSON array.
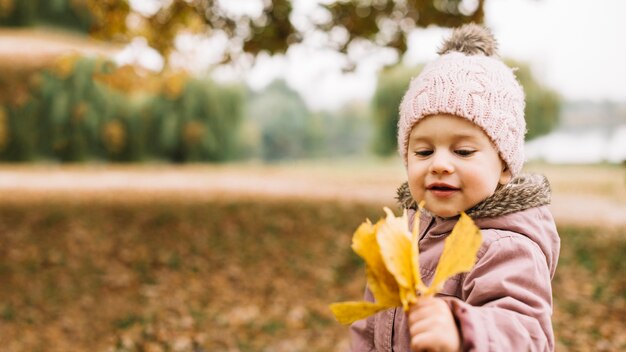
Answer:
[
  {"xmin": 509, "ymin": 61, "xmax": 562, "ymax": 140},
  {"xmin": 245, "ymin": 81, "xmax": 372, "ymax": 161},
  {"xmin": 1, "ymin": 58, "xmax": 371, "ymax": 163},
  {"xmin": 34, "ymin": 58, "xmax": 121, "ymax": 161},
  {"xmin": 146, "ymin": 79, "xmax": 244, "ymax": 162},
  {"xmin": 0, "ymin": 57, "xmax": 245, "ymax": 162},
  {"xmin": 0, "ymin": 0, "xmax": 92, "ymax": 31},
  {"xmin": 246, "ymin": 81, "xmax": 322, "ymax": 161},
  {"xmin": 314, "ymin": 103, "xmax": 372, "ymax": 157},
  {"xmin": 371, "ymin": 64, "xmax": 423, "ymax": 156},
  {"xmin": 0, "ymin": 102, "xmax": 38, "ymax": 161}
]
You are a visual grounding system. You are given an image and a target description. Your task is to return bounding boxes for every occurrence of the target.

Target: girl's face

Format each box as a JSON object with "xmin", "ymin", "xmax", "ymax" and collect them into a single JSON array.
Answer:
[{"xmin": 407, "ymin": 114, "xmax": 511, "ymax": 218}]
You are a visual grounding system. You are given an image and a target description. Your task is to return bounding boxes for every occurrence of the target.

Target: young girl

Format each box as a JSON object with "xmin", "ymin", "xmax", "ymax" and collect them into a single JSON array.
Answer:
[{"xmin": 350, "ymin": 24, "xmax": 560, "ymax": 351}]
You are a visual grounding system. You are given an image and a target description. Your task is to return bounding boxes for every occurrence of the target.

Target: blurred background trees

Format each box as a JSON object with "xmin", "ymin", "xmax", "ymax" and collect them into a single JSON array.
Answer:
[
  {"xmin": 0, "ymin": 0, "xmax": 485, "ymax": 65},
  {"xmin": 0, "ymin": 55, "xmax": 245, "ymax": 162},
  {"xmin": 510, "ymin": 61, "xmax": 562, "ymax": 141},
  {"xmin": 0, "ymin": 0, "xmax": 562, "ymax": 163},
  {"xmin": 0, "ymin": 0, "xmax": 95, "ymax": 31},
  {"xmin": 371, "ymin": 64, "xmax": 423, "ymax": 156},
  {"xmin": 243, "ymin": 80, "xmax": 372, "ymax": 161}
]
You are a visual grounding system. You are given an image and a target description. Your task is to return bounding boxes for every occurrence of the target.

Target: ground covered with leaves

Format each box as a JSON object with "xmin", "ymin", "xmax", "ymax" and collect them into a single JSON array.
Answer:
[{"xmin": 0, "ymin": 196, "xmax": 624, "ymax": 351}]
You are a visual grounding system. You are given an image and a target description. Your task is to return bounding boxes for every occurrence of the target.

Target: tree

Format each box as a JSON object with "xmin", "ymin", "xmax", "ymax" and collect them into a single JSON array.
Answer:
[
  {"xmin": 508, "ymin": 61, "xmax": 561, "ymax": 140},
  {"xmin": 372, "ymin": 64, "xmax": 423, "ymax": 156},
  {"xmin": 0, "ymin": 0, "xmax": 94, "ymax": 30},
  {"xmin": 0, "ymin": 0, "xmax": 486, "ymax": 68},
  {"xmin": 314, "ymin": 102, "xmax": 372, "ymax": 157},
  {"xmin": 245, "ymin": 80, "xmax": 321, "ymax": 161}
]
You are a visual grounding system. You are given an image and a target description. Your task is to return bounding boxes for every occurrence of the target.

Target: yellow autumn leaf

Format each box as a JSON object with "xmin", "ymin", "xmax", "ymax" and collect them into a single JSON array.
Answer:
[
  {"xmin": 330, "ymin": 205, "xmax": 482, "ymax": 325},
  {"xmin": 411, "ymin": 201, "xmax": 427, "ymax": 294},
  {"xmin": 351, "ymin": 220, "xmax": 399, "ymax": 306},
  {"xmin": 329, "ymin": 301, "xmax": 391, "ymax": 325},
  {"xmin": 352, "ymin": 222, "xmax": 398, "ymax": 288},
  {"xmin": 376, "ymin": 208, "xmax": 420, "ymax": 309},
  {"xmin": 376, "ymin": 209, "xmax": 412, "ymax": 288},
  {"xmin": 366, "ymin": 268, "xmax": 401, "ymax": 307},
  {"xmin": 423, "ymin": 212, "xmax": 482, "ymax": 296}
]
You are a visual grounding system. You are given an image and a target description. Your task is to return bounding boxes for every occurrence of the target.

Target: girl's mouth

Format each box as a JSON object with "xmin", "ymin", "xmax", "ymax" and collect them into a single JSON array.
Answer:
[{"xmin": 427, "ymin": 183, "xmax": 460, "ymax": 198}]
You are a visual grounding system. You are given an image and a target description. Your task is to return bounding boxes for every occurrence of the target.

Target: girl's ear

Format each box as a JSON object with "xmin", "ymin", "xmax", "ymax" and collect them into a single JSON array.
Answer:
[{"xmin": 499, "ymin": 165, "xmax": 512, "ymax": 185}]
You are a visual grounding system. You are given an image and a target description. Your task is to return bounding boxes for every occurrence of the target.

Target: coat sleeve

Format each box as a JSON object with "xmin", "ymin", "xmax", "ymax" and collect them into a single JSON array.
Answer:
[
  {"xmin": 444, "ymin": 233, "xmax": 556, "ymax": 352},
  {"xmin": 348, "ymin": 286, "xmax": 375, "ymax": 351}
]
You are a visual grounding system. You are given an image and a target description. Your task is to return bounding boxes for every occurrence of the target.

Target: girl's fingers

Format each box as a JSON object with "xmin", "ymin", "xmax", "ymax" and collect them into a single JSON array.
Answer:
[
  {"xmin": 408, "ymin": 317, "xmax": 433, "ymax": 336},
  {"xmin": 408, "ymin": 298, "xmax": 443, "ymax": 323},
  {"xmin": 408, "ymin": 298, "xmax": 460, "ymax": 352},
  {"xmin": 410, "ymin": 331, "xmax": 440, "ymax": 352}
]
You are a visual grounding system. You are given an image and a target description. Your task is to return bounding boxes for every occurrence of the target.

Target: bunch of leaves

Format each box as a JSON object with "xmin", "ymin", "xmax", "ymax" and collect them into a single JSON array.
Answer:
[{"xmin": 330, "ymin": 206, "xmax": 481, "ymax": 325}]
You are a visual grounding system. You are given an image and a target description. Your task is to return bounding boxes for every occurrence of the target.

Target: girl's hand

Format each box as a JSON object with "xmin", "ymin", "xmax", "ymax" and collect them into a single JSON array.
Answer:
[{"xmin": 408, "ymin": 296, "xmax": 461, "ymax": 352}]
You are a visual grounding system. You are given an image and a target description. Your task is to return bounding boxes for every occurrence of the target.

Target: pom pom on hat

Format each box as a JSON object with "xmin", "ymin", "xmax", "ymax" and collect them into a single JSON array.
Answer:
[
  {"xmin": 397, "ymin": 23, "xmax": 526, "ymax": 176},
  {"xmin": 437, "ymin": 23, "xmax": 498, "ymax": 56}
]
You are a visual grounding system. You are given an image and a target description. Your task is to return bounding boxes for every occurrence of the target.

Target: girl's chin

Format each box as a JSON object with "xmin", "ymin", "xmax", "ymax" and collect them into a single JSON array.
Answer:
[{"xmin": 426, "ymin": 206, "xmax": 460, "ymax": 219}]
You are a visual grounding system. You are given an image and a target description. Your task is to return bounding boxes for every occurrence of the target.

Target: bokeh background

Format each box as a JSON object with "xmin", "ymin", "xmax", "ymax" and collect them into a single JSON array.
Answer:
[{"xmin": 0, "ymin": 0, "xmax": 625, "ymax": 351}]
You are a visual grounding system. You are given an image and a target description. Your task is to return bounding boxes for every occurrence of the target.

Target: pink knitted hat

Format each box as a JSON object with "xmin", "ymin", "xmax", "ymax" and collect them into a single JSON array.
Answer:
[{"xmin": 397, "ymin": 24, "xmax": 526, "ymax": 176}]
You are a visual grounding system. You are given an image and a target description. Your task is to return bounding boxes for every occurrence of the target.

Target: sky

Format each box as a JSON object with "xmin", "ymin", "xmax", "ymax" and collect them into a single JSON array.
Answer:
[
  {"xmin": 484, "ymin": 0, "xmax": 626, "ymax": 103},
  {"xmin": 122, "ymin": 0, "xmax": 626, "ymax": 111}
]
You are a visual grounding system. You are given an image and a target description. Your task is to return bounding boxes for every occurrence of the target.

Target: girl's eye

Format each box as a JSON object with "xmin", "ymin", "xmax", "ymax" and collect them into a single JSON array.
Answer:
[
  {"xmin": 455, "ymin": 149, "xmax": 476, "ymax": 156},
  {"xmin": 414, "ymin": 150, "xmax": 433, "ymax": 157}
]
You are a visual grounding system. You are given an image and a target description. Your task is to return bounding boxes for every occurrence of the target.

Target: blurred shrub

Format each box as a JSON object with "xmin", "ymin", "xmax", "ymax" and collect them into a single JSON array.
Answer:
[
  {"xmin": 0, "ymin": 105, "xmax": 8, "ymax": 150},
  {"xmin": 1, "ymin": 56, "xmax": 371, "ymax": 163},
  {"xmin": 244, "ymin": 81, "xmax": 372, "ymax": 161},
  {"xmin": 509, "ymin": 61, "xmax": 562, "ymax": 141},
  {"xmin": 245, "ymin": 80, "xmax": 320, "ymax": 161},
  {"xmin": 0, "ymin": 0, "xmax": 92, "ymax": 31},
  {"xmin": 314, "ymin": 102, "xmax": 372, "ymax": 157},
  {"xmin": 0, "ymin": 55, "xmax": 245, "ymax": 162},
  {"xmin": 371, "ymin": 64, "xmax": 423, "ymax": 156},
  {"xmin": 371, "ymin": 61, "xmax": 562, "ymax": 156},
  {"xmin": 146, "ymin": 76, "xmax": 244, "ymax": 162}
]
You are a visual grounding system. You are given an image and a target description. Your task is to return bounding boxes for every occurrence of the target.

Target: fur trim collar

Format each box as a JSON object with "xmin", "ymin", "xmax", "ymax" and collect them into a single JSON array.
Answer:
[{"xmin": 396, "ymin": 173, "xmax": 551, "ymax": 219}]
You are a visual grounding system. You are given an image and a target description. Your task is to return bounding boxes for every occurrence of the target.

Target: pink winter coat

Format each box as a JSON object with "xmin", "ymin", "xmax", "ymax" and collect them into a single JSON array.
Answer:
[{"xmin": 350, "ymin": 174, "xmax": 561, "ymax": 351}]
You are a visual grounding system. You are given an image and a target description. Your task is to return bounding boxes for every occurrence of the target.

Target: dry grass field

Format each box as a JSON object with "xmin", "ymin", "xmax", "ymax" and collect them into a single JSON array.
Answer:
[
  {"xmin": 0, "ymin": 161, "xmax": 625, "ymax": 351},
  {"xmin": 1, "ymin": 160, "xmax": 624, "ymax": 226}
]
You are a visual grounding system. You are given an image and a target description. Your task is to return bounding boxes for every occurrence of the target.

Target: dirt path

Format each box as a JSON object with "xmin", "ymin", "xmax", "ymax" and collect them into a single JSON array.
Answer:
[
  {"xmin": 0, "ymin": 28, "xmax": 119, "ymax": 70},
  {"xmin": 0, "ymin": 165, "xmax": 624, "ymax": 228}
]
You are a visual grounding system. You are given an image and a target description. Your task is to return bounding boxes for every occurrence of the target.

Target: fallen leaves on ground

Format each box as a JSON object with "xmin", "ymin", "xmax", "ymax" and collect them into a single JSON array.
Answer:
[{"xmin": 0, "ymin": 195, "xmax": 624, "ymax": 351}]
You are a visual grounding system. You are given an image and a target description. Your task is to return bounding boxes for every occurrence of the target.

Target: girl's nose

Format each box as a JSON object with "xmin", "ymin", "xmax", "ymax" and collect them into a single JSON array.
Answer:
[{"xmin": 429, "ymin": 151, "xmax": 454, "ymax": 174}]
